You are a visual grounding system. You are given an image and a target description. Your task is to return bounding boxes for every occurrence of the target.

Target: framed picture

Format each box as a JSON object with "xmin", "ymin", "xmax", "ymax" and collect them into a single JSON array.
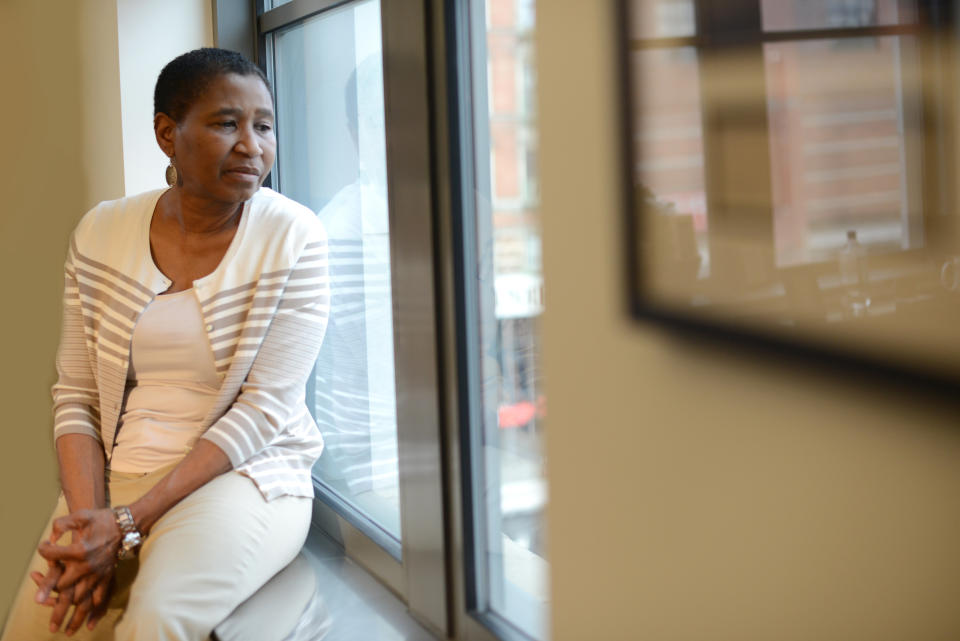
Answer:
[{"xmin": 621, "ymin": 0, "xmax": 960, "ymax": 383}]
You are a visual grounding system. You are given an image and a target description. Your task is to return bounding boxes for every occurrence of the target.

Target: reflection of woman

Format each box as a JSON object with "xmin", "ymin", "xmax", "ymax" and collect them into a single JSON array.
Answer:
[
  {"xmin": 1, "ymin": 48, "xmax": 329, "ymax": 640},
  {"xmin": 314, "ymin": 53, "xmax": 394, "ymax": 494}
]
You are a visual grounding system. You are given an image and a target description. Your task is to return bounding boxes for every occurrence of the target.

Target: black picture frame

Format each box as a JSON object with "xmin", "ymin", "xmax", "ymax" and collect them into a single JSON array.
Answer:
[{"xmin": 618, "ymin": 0, "xmax": 960, "ymax": 395}]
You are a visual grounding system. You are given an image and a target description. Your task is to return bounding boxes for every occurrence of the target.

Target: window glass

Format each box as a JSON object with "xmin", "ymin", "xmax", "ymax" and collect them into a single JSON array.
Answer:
[
  {"xmin": 761, "ymin": 0, "xmax": 916, "ymax": 32},
  {"xmin": 273, "ymin": 0, "xmax": 401, "ymax": 541},
  {"xmin": 626, "ymin": 0, "xmax": 952, "ymax": 370},
  {"xmin": 632, "ymin": 46, "xmax": 709, "ymax": 276},
  {"xmin": 765, "ymin": 36, "xmax": 923, "ymax": 266},
  {"xmin": 632, "ymin": 0, "xmax": 696, "ymax": 39},
  {"xmin": 465, "ymin": 0, "xmax": 548, "ymax": 637}
]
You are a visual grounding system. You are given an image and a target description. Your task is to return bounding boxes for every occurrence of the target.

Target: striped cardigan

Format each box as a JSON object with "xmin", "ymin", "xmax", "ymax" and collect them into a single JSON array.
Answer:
[{"xmin": 52, "ymin": 187, "xmax": 330, "ymax": 500}]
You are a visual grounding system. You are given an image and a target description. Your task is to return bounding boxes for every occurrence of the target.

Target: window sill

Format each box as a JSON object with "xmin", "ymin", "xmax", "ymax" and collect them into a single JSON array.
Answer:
[{"xmin": 299, "ymin": 527, "xmax": 436, "ymax": 640}]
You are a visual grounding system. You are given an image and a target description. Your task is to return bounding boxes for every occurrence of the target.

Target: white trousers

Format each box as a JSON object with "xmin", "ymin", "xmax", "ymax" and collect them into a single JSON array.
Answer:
[{"xmin": 1, "ymin": 465, "xmax": 311, "ymax": 641}]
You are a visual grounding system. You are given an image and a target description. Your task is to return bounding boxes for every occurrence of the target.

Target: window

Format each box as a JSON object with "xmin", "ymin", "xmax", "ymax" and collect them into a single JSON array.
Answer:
[
  {"xmin": 632, "ymin": 0, "xmax": 696, "ymax": 39},
  {"xmin": 628, "ymin": 0, "xmax": 939, "ymax": 317},
  {"xmin": 255, "ymin": 1, "xmax": 448, "ymax": 632},
  {"xmin": 269, "ymin": 0, "xmax": 402, "ymax": 548},
  {"xmin": 760, "ymin": 0, "xmax": 916, "ymax": 31},
  {"xmin": 252, "ymin": 1, "xmax": 555, "ymax": 638},
  {"xmin": 632, "ymin": 45, "xmax": 710, "ymax": 274},
  {"xmin": 452, "ymin": 0, "xmax": 549, "ymax": 639},
  {"xmin": 765, "ymin": 34, "xmax": 922, "ymax": 266}
]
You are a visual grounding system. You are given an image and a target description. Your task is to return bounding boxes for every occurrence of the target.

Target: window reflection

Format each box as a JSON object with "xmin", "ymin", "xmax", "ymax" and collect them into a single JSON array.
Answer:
[
  {"xmin": 273, "ymin": 0, "xmax": 401, "ymax": 540},
  {"xmin": 632, "ymin": 0, "xmax": 697, "ymax": 39},
  {"xmin": 766, "ymin": 36, "xmax": 923, "ymax": 266},
  {"xmin": 633, "ymin": 47, "xmax": 709, "ymax": 274},
  {"xmin": 466, "ymin": 0, "xmax": 548, "ymax": 637},
  {"xmin": 628, "ymin": 0, "xmax": 960, "ymax": 374},
  {"xmin": 761, "ymin": 0, "xmax": 916, "ymax": 31}
]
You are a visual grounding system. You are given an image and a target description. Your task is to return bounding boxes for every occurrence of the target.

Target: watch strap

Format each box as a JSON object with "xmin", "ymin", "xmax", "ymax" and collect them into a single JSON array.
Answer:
[{"xmin": 112, "ymin": 505, "xmax": 142, "ymax": 560}]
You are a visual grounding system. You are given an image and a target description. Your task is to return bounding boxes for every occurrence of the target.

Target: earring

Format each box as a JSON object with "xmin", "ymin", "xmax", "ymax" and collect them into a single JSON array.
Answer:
[{"xmin": 165, "ymin": 156, "xmax": 180, "ymax": 187}]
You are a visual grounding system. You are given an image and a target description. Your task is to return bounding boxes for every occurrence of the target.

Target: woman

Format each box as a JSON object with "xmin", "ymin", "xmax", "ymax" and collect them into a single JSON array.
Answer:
[{"xmin": 1, "ymin": 48, "xmax": 329, "ymax": 640}]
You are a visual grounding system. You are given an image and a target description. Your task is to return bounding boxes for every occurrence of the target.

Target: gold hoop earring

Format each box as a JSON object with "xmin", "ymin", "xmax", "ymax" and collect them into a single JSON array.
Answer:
[{"xmin": 165, "ymin": 157, "xmax": 181, "ymax": 187}]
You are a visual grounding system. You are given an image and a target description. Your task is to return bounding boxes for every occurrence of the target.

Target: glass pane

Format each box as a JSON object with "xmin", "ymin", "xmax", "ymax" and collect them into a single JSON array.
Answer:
[
  {"xmin": 766, "ymin": 36, "xmax": 923, "ymax": 267},
  {"xmin": 273, "ymin": 0, "xmax": 401, "ymax": 541},
  {"xmin": 761, "ymin": 0, "xmax": 916, "ymax": 31},
  {"xmin": 632, "ymin": 0, "xmax": 696, "ymax": 39},
  {"xmin": 628, "ymin": 3, "xmax": 956, "ymax": 374},
  {"xmin": 632, "ymin": 46, "xmax": 709, "ymax": 276},
  {"xmin": 466, "ymin": 0, "xmax": 548, "ymax": 637}
]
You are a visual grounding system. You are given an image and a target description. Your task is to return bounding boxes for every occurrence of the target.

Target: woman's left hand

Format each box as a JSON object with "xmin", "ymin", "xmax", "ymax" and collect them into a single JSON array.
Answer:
[
  {"xmin": 31, "ymin": 564, "xmax": 113, "ymax": 635},
  {"xmin": 37, "ymin": 508, "xmax": 121, "ymax": 594}
]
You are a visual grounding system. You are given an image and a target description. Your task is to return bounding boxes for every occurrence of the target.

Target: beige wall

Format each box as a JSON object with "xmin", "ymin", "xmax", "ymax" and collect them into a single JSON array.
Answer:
[
  {"xmin": 0, "ymin": 1, "xmax": 103, "ymax": 627},
  {"xmin": 539, "ymin": 2, "xmax": 960, "ymax": 640},
  {"xmin": 0, "ymin": 0, "xmax": 210, "ymax": 627}
]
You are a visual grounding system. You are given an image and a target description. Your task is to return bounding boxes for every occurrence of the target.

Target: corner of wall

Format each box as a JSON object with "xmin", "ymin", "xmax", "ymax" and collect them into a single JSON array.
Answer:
[{"xmin": 78, "ymin": 0, "xmax": 126, "ymax": 208}]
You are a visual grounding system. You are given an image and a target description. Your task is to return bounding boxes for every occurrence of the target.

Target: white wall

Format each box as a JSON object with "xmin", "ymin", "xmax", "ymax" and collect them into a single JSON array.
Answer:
[
  {"xmin": 117, "ymin": 0, "xmax": 214, "ymax": 196},
  {"xmin": 79, "ymin": 0, "xmax": 126, "ymax": 204},
  {"xmin": 539, "ymin": 3, "xmax": 960, "ymax": 640}
]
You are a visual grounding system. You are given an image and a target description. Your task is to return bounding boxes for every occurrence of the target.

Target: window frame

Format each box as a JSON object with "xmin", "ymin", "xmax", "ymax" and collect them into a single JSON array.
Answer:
[
  {"xmin": 221, "ymin": 1, "xmax": 547, "ymax": 638},
  {"xmin": 230, "ymin": 0, "xmax": 450, "ymax": 635},
  {"xmin": 442, "ymin": 0, "xmax": 548, "ymax": 639}
]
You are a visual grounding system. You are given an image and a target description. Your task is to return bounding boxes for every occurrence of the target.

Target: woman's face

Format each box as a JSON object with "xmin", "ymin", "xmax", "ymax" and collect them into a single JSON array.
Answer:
[{"xmin": 167, "ymin": 73, "xmax": 277, "ymax": 206}]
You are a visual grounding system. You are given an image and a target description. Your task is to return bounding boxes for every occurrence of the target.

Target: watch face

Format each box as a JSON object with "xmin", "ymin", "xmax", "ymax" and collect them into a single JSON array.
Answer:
[{"xmin": 120, "ymin": 531, "xmax": 142, "ymax": 560}]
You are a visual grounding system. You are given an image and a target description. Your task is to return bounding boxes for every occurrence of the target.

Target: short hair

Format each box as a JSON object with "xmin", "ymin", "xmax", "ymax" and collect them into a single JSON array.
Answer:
[{"xmin": 154, "ymin": 48, "xmax": 271, "ymax": 123}]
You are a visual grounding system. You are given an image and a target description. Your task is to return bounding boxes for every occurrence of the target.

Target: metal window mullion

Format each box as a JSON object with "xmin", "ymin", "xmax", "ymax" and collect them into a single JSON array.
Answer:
[
  {"xmin": 918, "ymin": 0, "xmax": 956, "ymax": 244},
  {"xmin": 755, "ymin": 23, "xmax": 920, "ymax": 41},
  {"xmin": 377, "ymin": 0, "xmax": 450, "ymax": 636},
  {"xmin": 439, "ymin": 0, "xmax": 499, "ymax": 639},
  {"xmin": 213, "ymin": 0, "xmax": 258, "ymax": 60},
  {"xmin": 448, "ymin": 0, "xmax": 490, "ymax": 619},
  {"xmin": 259, "ymin": 0, "xmax": 352, "ymax": 34},
  {"xmin": 895, "ymin": 30, "xmax": 925, "ymax": 249},
  {"xmin": 262, "ymin": 27, "xmax": 278, "ymax": 191},
  {"xmin": 632, "ymin": 23, "xmax": 919, "ymax": 50}
]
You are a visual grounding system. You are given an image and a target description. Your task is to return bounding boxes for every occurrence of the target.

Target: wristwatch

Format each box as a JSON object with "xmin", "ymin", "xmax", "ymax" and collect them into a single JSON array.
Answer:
[{"xmin": 112, "ymin": 506, "xmax": 143, "ymax": 561}]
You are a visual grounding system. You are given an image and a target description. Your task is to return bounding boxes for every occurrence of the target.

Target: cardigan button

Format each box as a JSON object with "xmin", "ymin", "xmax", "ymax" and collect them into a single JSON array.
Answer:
[{"xmin": 206, "ymin": 324, "xmax": 214, "ymax": 331}]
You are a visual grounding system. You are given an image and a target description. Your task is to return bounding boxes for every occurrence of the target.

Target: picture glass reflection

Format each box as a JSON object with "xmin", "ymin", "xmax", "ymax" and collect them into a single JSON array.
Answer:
[{"xmin": 628, "ymin": 0, "xmax": 960, "ymax": 377}]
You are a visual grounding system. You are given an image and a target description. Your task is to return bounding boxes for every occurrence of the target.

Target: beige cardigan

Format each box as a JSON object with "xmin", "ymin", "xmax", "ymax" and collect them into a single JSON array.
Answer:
[{"xmin": 52, "ymin": 187, "xmax": 330, "ymax": 500}]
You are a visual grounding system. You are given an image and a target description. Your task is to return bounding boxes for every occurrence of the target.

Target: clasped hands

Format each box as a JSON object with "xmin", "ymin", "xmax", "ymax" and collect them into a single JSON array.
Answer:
[{"xmin": 31, "ymin": 508, "xmax": 122, "ymax": 636}]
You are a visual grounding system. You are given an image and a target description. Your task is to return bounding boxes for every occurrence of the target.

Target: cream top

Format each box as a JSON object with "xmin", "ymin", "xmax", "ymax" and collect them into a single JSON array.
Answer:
[{"xmin": 109, "ymin": 288, "xmax": 220, "ymax": 473}]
